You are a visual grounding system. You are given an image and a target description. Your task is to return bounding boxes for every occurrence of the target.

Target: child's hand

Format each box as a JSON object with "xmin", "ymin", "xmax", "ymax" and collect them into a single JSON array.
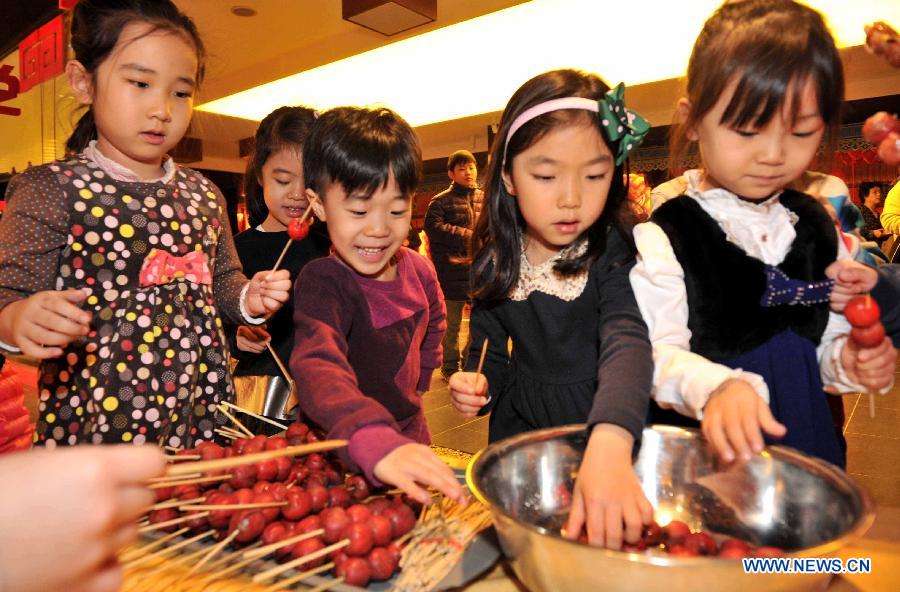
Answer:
[
  {"xmin": 448, "ymin": 371, "xmax": 488, "ymax": 418},
  {"xmin": 245, "ymin": 269, "xmax": 292, "ymax": 317},
  {"xmin": 373, "ymin": 443, "xmax": 466, "ymax": 506},
  {"xmin": 702, "ymin": 379, "xmax": 787, "ymax": 463},
  {"xmin": 0, "ymin": 288, "xmax": 91, "ymax": 358},
  {"xmin": 236, "ymin": 325, "xmax": 270, "ymax": 353},
  {"xmin": 564, "ymin": 425, "xmax": 653, "ymax": 549},
  {"xmin": 0, "ymin": 444, "xmax": 165, "ymax": 592},
  {"xmin": 825, "ymin": 260, "xmax": 878, "ymax": 312},
  {"xmin": 842, "ymin": 335, "xmax": 897, "ymax": 391}
]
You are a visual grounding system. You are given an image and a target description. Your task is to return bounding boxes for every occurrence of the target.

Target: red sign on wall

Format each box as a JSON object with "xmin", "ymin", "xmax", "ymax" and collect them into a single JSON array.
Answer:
[
  {"xmin": 19, "ymin": 15, "xmax": 66, "ymax": 94},
  {"xmin": 0, "ymin": 65, "xmax": 21, "ymax": 116}
]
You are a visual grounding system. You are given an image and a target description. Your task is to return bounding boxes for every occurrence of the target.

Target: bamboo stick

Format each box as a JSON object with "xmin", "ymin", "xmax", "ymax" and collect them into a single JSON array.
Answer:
[
  {"xmin": 222, "ymin": 400, "xmax": 289, "ymax": 432},
  {"xmin": 138, "ymin": 512, "xmax": 210, "ymax": 533},
  {"xmin": 270, "ymin": 203, "xmax": 314, "ymax": 273},
  {"xmin": 164, "ymin": 440, "xmax": 347, "ymax": 477},
  {"xmin": 262, "ymin": 562, "xmax": 334, "ymax": 592},
  {"xmin": 148, "ymin": 474, "xmax": 232, "ymax": 489},
  {"xmin": 122, "ymin": 529, "xmax": 214, "ymax": 569},
  {"xmin": 178, "ymin": 501, "xmax": 287, "ymax": 512},
  {"xmin": 181, "ymin": 529, "xmax": 240, "ymax": 579},
  {"xmin": 148, "ymin": 496, "xmax": 206, "ymax": 512},
  {"xmin": 216, "ymin": 404, "xmax": 255, "ymax": 438},
  {"xmin": 243, "ymin": 528, "xmax": 325, "ymax": 560},
  {"xmin": 306, "ymin": 577, "xmax": 344, "ymax": 592},
  {"xmin": 119, "ymin": 527, "xmax": 190, "ymax": 562},
  {"xmin": 252, "ymin": 539, "xmax": 349, "ymax": 583}
]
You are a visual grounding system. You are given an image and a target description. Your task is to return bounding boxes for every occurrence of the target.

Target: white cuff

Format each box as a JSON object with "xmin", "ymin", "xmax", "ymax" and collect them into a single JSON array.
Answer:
[
  {"xmin": 825, "ymin": 335, "xmax": 895, "ymax": 395},
  {"xmin": 239, "ymin": 283, "xmax": 266, "ymax": 326},
  {"xmin": 693, "ymin": 369, "xmax": 770, "ymax": 420},
  {"xmin": 0, "ymin": 338, "xmax": 21, "ymax": 354}
]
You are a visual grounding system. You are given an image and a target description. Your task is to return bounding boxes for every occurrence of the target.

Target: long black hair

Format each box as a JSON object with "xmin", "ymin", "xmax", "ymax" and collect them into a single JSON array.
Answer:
[
  {"xmin": 670, "ymin": 0, "xmax": 843, "ymax": 173},
  {"xmin": 471, "ymin": 69, "xmax": 635, "ymax": 303},
  {"xmin": 244, "ymin": 106, "xmax": 317, "ymax": 228},
  {"xmin": 66, "ymin": 0, "xmax": 206, "ymax": 154}
]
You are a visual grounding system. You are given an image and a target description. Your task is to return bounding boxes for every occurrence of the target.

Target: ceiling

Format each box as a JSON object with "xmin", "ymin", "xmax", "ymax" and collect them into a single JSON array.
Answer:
[{"xmin": 173, "ymin": 0, "xmax": 900, "ymax": 172}]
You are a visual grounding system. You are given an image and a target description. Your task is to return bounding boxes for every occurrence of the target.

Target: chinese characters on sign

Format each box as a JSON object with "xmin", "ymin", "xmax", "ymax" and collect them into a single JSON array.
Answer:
[
  {"xmin": 0, "ymin": 65, "xmax": 20, "ymax": 117},
  {"xmin": 19, "ymin": 15, "xmax": 66, "ymax": 94}
]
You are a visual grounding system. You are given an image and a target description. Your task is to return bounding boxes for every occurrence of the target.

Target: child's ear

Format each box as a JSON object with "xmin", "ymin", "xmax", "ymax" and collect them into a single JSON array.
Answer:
[
  {"xmin": 305, "ymin": 188, "xmax": 325, "ymax": 221},
  {"xmin": 677, "ymin": 98, "xmax": 699, "ymax": 141},
  {"xmin": 501, "ymin": 170, "xmax": 517, "ymax": 196},
  {"xmin": 66, "ymin": 60, "xmax": 93, "ymax": 105}
]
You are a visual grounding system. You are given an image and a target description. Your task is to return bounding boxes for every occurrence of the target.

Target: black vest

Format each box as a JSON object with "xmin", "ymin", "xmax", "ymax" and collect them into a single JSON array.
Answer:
[{"xmin": 651, "ymin": 190, "xmax": 836, "ymax": 361}]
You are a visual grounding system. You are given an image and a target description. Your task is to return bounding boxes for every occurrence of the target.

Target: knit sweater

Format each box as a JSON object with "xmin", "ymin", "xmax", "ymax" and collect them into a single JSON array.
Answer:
[{"xmin": 289, "ymin": 248, "xmax": 446, "ymax": 482}]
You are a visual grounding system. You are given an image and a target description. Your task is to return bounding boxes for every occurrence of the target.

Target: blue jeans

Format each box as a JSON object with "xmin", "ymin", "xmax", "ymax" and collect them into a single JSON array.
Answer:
[{"xmin": 441, "ymin": 299, "xmax": 467, "ymax": 376}]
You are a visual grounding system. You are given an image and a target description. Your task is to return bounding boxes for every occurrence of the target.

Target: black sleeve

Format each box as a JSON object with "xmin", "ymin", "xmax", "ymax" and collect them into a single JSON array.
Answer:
[
  {"xmin": 463, "ymin": 300, "xmax": 510, "ymax": 415},
  {"xmin": 873, "ymin": 263, "xmax": 900, "ymax": 346},
  {"xmin": 587, "ymin": 232, "xmax": 653, "ymax": 441}
]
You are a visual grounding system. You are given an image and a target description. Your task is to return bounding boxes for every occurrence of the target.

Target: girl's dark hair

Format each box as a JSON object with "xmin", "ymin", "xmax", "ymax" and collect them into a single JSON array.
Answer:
[
  {"xmin": 670, "ymin": 0, "xmax": 844, "ymax": 172},
  {"xmin": 66, "ymin": 0, "xmax": 206, "ymax": 154},
  {"xmin": 244, "ymin": 106, "xmax": 317, "ymax": 228},
  {"xmin": 471, "ymin": 68, "xmax": 634, "ymax": 303},
  {"xmin": 303, "ymin": 106, "xmax": 422, "ymax": 198}
]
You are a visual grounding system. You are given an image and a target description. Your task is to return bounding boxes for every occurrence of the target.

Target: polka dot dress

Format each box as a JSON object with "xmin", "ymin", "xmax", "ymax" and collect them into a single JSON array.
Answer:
[{"xmin": 0, "ymin": 156, "xmax": 249, "ymax": 449}]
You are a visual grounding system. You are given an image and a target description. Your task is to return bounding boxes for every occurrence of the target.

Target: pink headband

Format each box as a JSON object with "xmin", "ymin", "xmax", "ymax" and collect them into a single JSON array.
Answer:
[{"xmin": 502, "ymin": 97, "xmax": 599, "ymax": 168}]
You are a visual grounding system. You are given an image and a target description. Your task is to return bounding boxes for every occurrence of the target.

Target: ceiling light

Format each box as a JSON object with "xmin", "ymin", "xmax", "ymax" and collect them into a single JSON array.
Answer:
[
  {"xmin": 230, "ymin": 6, "xmax": 256, "ymax": 17},
  {"xmin": 343, "ymin": 0, "xmax": 436, "ymax": 36},
  {"xmin": 198, "ymin": 0, "xmax": 900, "ymax": 128}
]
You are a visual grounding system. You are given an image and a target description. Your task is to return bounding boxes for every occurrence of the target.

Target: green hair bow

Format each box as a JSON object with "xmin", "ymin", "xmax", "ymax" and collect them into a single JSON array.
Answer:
[{"xmin": 598, "ymin": 83, "xmax": 650, "ymax": 165}]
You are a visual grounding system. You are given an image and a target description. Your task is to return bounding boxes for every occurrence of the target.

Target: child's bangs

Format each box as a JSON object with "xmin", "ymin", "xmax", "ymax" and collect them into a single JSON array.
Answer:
[
  {"xmin": 326, "ymin": 141, "xmax": 419, "ymax": 198},
  {"xmin": 719, "ymin": 63, "xmax": 811, "ymax": 131}
]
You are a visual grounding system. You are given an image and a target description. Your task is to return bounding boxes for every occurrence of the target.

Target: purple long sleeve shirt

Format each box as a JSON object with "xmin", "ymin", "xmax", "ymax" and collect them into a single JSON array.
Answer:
[{"xmin": 290, "ymin": 248, "xmax": 446, "ymax": 483}]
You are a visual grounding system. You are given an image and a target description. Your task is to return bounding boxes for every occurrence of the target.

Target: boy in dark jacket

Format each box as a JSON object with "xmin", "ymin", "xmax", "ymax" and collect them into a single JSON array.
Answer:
[{"xmin": 424, "ymin": 150, "xmax": 483, "ymax": 380}]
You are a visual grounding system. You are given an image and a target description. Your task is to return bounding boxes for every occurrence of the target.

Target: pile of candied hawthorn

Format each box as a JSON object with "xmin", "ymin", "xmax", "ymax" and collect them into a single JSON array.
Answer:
[
  {"xmin": 149, "ymin": 423, "xmax": 416, "ymax": 587},
  {"xmin": 569, "ymin": 520, "xmax": 785, "ymax": 559}
]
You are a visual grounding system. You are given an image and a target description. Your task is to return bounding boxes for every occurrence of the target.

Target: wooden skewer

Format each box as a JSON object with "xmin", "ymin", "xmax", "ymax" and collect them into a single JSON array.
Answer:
[
  {"xmin": 148, "ymin": 473, "xmax": 203, "ymax": 483},
  {"xmin": 148, "ymin": 474, "xmax": 232, "ymax": 489},
  {"xmin": 165, "ymin": 440, "xmax": 347, "ymax": 477},
  {"xmin": 181, "ymin": 528, "xmax": 240, "ymax": 579},
  {"xmin": 137, "ymin": 512, "xmax": 210, "ymax": 533},
  {"xmin": 216, "ymin": 404, "xmax": 256, "ymax": 438},
  {"xmin": 119, "ymin": 527, "xmax": 189, "ymax": 562},
  {"xmin": 122, "ymin": 528, "xmax": 213, "ymax": 569},
  {"xmin": 195, "ymin": 545, "xmax": 266, "ymax": 588},
  {"xmin": 165, "ymin": 454, "xmax": 202, "ymax": 461},
  {"xmin": 214, "ymin": 428, "xmax": 242, "ymax": 440},
  {"xmin": 148, "ymin": 495, "xmax": 206, "ymax": 512},
  {"xmin": 243, "ymin": 528, "xmax": 325, "ymax": 559},
  {"xmin": 475, "ymin": 338, "xmax": 489, "ymax": 377},
  {"xmin": 270, "ymin": 203, "xmax": 314, "ymax": 273},
  {"xmin": 178, "ymin": 501, "xmax": 287, "ymax": 511},
  {"xmin": 222, "ymin": 400, "xmax": 289, "ymax": 432},
  {"xmin": 252, "ymin": 539, "xmax": 349, "ymax": 582},
  {"xmin": 164, "ymin": 445, "xmax": 182, "ymax": 453},
  {"xmin": 262, "ymin": 562, "xmax": 334, "ymax": 592},
  {"xmin": 307, "ymin": 577, "xmax": 345, "ymax": 592},
  {"xmin": 266, "ymin": 344, "xmax": 297, "ymax": 411},
  {"xmin": 869, "ymin": 392, "xmax": 877, "ymax": 419}
]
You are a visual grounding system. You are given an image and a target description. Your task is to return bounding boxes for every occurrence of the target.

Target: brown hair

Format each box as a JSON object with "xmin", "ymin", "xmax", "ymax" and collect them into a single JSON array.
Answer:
[{"xmin": 669, "ymin": 0, "xmax": 844, "ymax": 173}]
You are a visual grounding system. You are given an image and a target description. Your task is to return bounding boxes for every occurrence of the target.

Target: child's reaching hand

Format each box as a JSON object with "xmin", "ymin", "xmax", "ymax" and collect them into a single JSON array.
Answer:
[
  {"xmin": 564, "ymin": 424, "xmax": 653, "ymax": 549},
  {"xmin": 236, "ymin": 325, "xmax": 271, "ymax": 353},
  {"xmin": 0, "ymin": 288, "xmax": 91, "ymax": 358},
  {"xmin": 373, "ymin": 443, "xmax": 467, "ymax": 506},
  {"xmin": 702, "ymin": 379, "xmax": 787, "ymax": 463},
  {"xmin": 448, "ymin": 371, "xmax": 489, "ymax": 418},
  {"xmin": 841, "ymin": 335, "xmax": 897, "ymax": 392},
  {"xmin": 245, "ymin": 269, "xmax": 292, "ymax": 318},
  {"xmin": 825, "ymin": 260, "xmax": 878, "ymax": 312}
]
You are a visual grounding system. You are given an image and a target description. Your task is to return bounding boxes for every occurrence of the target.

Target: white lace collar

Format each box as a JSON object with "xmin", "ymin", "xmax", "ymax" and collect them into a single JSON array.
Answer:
[
  {"xmin": 509, "ymin": 237, "xmax": 589, "ymax": 302},
  {"xmin": 683, "ymin": 169, "xmax": 798, "ymax": 265},
  {"xmin": 83, "ymin": 140, "xmax": 176, "ymax": 184}
]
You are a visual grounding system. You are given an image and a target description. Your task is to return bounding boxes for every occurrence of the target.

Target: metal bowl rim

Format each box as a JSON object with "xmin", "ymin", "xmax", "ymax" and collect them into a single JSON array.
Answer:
[{"xmin": 465, "ymin": 424, "xmax": 875, "ymax": 565}]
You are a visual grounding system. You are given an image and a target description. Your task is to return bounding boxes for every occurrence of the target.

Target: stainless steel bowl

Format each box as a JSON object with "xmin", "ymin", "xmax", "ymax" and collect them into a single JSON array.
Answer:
[{"xmin": 467, "ymin": 424, "xmax": 874, "ymax": 592}]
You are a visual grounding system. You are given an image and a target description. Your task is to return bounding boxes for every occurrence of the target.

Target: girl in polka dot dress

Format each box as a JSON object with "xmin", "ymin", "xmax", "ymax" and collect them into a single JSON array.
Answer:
[{"xmin": 0, "ymin": 0, "xmax": 292, "ymax": 448}]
